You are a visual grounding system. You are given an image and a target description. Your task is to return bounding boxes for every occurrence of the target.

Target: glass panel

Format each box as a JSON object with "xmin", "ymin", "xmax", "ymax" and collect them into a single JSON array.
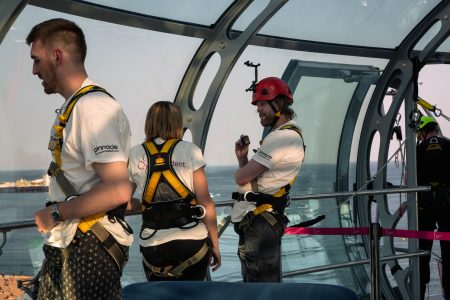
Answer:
[
  {"xmin": 292, "ymin": 76, "xmax": 357, "ymax": 165},
  {"xmin": 205, "ymin": 45, "xmax": 387, "ymax": 295},
  {"xmin": 237, "ymin": 0, "xmax": 440, "ymax": 48},
  {"xmin": 414, "ymin": 20, "xmax": 441, "ymax": 51},
  {"xmin": 0, "ymin": 4, "xmax": 202, "ymax": 284},
  {"xmin": 231, "ymin": 0, "xmax": 269, "ymax": 33},
  {"xmin": 81, "ymin": 0, "xmax": 233, "ymax": 25},
  {"xmin": 193, "ymin": 52, "xmax": 221, "ymax": 110},
  {"xmin": 436, "ymin": 31, "xmax": 450, "ymax": 52},
  {"xmin": 0, "ymin": 5, "xmax": 202, "ymax": 172}
]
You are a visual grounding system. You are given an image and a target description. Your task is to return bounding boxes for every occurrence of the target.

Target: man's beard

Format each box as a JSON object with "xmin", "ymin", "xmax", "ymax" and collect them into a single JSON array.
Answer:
[
  {"xmin": 259, "ymin": 113, "xmax": 275, "ymax": 127},
  {"xmin": 42, "ymin": 66, "xmax": 57, "ymax": 95}
]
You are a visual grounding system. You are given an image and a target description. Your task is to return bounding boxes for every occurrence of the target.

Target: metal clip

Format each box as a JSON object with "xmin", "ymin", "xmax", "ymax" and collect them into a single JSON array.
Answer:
[{"xmin": 194, "ymin": 205, "xmax": 206, "ymax": 219}]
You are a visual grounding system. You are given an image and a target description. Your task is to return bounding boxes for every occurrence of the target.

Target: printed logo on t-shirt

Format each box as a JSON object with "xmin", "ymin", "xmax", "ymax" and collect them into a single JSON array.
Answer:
[
  {"xmin": 137, "ymin": 158, "xmax": 186, "ymax": 170},
  {"xmin": 94, "ymin": 144, "xmax": 119, "ymax": 155},
  {"xmin": 257, "ymin": 150, "xmax": 272, "ymax": 160},
  {"xmin": 172, "ymin": 161, "xmax": 186, "ymax": 167}
]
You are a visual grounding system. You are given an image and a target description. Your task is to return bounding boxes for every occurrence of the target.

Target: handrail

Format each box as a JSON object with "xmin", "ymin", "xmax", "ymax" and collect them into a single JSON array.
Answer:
[
  {"xmin": 0, "ymin": 186, "xmax": 430, "ymax": 232},
  {"xmin": 290, "ymin": 186, "xmax": 429, "ymax": 200},
  {"xmin": 0, "ymin": 211, "xmax": 141, "ymax": 233},
  {"xmin": 214, "ymin": 185, "xmax": 431, "ymax": 207},
  {"xmin": 0, "ymin": 185, "xmax": 432, "ymax": 298},
  {"xmin": 282, "ymin": 250, "xmax": 430, "ymax": 278}
]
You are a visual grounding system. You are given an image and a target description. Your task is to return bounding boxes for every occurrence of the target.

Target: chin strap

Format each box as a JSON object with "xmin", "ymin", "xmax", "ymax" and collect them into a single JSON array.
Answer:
[{"xmin": 268, "ymin": 101, "xmax": 281, "ymax": 127}]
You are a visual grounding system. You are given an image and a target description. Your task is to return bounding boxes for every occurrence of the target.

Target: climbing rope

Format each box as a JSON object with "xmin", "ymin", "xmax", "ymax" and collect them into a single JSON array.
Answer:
[{"xmin": 417, "ymin": 97, "xmax": 450, "ymax": 122}]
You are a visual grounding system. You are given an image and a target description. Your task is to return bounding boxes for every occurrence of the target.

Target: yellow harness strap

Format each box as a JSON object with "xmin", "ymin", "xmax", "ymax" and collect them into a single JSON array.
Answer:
[
  {"xmin": 142, "ymin": 242, "xmax": 209, "ymax": 277},
  {"xmin": 48, "ymin": 85, "xmax": 113, "ymax": 231},
  {"xmin": 142, "ymin": 139, "xmax": 195, "ymax": 205},
  {"xmin": 252, "ymin": 124, "xmax": 303, "ymax": 216},
  {"xmin": 52, "ymin": 85, "xmax": 108, "ymax": 166},
  {"xmin": 253, "ymin": 178, "xmax": 296, "ymax": 215}
]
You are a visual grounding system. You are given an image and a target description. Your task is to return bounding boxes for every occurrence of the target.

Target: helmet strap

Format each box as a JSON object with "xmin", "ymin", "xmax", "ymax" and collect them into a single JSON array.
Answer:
[{"xmin": 269, "ymin": 101, "xmax": 281, "ymax": 127}]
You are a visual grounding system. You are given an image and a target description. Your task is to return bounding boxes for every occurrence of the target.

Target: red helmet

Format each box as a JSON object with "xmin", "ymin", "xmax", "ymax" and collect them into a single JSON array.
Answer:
[{"xmin": 252, "ymin": 77, "xmax": 293, "ymax": 105}]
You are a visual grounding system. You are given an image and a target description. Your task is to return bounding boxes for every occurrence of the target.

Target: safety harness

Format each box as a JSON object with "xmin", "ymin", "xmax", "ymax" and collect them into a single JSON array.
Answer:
[
  {"xmin": 142, "ymin": 243, "xmax": 209, "ymax": 278},
  {"xmin": 232, "ymin": 123, "xmax": 304, "ymax": 216},
  {"xmin": 141, "ymin": 139, "xmax": 206, "ymax": 231},
  {"xmin": 47, "ymin": 84, "xmax": 128, "ymax": 272},
  {"xmin": 140, "ymin": 139, "xmax": 208, "ymax": 277}
]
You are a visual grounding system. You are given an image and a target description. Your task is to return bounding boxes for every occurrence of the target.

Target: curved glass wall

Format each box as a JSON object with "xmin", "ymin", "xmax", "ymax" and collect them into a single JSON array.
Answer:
[
  {"xmin": 1, "ymin": 1, "xmax": 450, "ymax": 299},
  {"xmin": 242, "ymin": 0, "xmax": 440, "ymax": 48},
  {"xmin": 81, "ymin": 0, "xmax": 234, "ymax": 26}
]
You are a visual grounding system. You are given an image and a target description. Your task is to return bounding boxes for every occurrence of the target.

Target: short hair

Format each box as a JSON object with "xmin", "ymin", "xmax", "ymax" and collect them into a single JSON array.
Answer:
[
  {"xmin": 144, "ymin": 101, "xmax": 183, "ymax": 141},
  {"xmin": 26, "ymin": 18, "xmax": 87, "ymax": 63}
]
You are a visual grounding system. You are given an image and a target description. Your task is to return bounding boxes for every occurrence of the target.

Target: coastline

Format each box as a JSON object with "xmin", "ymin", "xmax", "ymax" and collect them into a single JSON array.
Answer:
[
  {"xmin": 0, "ymin": 186, "xmax": 48, "ymax": 193},
  {"xmin": 0, "ymin": 174, "xmax": 49, "ymax": 193}
]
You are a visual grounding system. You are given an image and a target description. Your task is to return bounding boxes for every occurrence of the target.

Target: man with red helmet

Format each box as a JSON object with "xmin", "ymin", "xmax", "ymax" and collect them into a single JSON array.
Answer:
[{"xmin": 231, "ymin": 77, "xmax": 305, "ymax": 282}]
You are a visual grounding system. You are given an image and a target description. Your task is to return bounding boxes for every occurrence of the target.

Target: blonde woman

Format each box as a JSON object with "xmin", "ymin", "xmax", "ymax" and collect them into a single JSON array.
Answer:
[{"xmin": 128, "ymin": 101, "xmax": 221, "ymax": 280}]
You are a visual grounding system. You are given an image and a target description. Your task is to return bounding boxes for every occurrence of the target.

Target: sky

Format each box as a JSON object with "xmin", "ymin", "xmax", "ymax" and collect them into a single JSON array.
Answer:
[{"xmin": 0, "ymin": 2, "xmax": 449, "ymax": 171}]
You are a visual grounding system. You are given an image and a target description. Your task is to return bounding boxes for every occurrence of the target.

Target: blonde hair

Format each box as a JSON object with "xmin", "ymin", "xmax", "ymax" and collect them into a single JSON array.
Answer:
[{"xmin": 144, "ymin": 101, "xmax": 183, "ymax": 141}]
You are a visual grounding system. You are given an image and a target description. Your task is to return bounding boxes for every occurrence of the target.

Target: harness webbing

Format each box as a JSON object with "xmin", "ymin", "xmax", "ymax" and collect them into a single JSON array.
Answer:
[
  {"xmin": 47, "ymin": 85, "xmax": 126, "ymax": 271},
  {"xmin": 279, "ymin": 124, "xmax": 305, "ymax": 161},
  {"xmin": 142, "ymin": 139, "xmax": 196, "ymax": 205},
  {"xmin": 142, "ymin": 242, "xmax": 209, "ymax": 277},
  {"xmin": 251, "ymin": 124, "xmax": 304, "ymax": 215},
  {"xmin": 51, "ymin": 85, "xmax": 113, "ymax": 167},
  {"xmin": 49, "ymin": 85, "xmax": 114, "ymax": 232}
]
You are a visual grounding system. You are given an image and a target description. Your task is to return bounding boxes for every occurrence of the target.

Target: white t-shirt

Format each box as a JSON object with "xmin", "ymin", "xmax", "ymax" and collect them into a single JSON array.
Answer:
[
  {"xmin": 45, "ymin": 78, "xmax": 133, "ymax": 248},
  {"xmin": 231, "ymin": 121, "xmax": 304, "ymax": 222},
  {"xmin": 128, "ymin": 138, "xmax": 208, "ymax": 247}
]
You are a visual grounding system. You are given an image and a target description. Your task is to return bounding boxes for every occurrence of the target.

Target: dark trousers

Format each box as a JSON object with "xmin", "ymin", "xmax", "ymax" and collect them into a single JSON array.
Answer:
[
  {"xmin": 141, "ymin": 238, "xmax": 210, "ymax": 281},
  {"xmin": 38, "ymin": 232, "xmax": 128, "ymax": 300},
  {"xmin": 234, "ymin": 212, "xmax": 287, "ymax": 282},
  {"xmin": 418, "ymin": 188, "xmax": 450, "ymax": 300}
]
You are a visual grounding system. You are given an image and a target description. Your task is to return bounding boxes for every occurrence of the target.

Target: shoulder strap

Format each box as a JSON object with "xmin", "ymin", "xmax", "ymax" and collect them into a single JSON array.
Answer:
[
  {"xmin": 51, "ymin": 85, "xmax": 114, "ymax": 167},
  {"xmin": 268, "ymin": 124, "xmax": 304, "ymax": 197},
  {"xmin": 279, "ymin": 123, "xmax": 306, "ymax": 163},
  {"xmin": 142, "ymin": 139, "xmax": 196, "ymax": 205},
  {"xmin": 47, "ymin": 86, "xmax": 125, "ymax": 268},
  {"xmin": 279, "ymin": 124, "xmax": 303, "ymax": 139}
]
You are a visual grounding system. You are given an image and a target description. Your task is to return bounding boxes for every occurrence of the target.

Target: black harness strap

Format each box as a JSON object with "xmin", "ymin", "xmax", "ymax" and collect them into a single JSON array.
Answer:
[{"xmin": 140, "ymin": 140, "xmax": 203, "ymax": 233}]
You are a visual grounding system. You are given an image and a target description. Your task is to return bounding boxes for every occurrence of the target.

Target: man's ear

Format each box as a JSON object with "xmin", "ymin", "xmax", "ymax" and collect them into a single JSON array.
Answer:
[{"xmin": 53, "ymin": 49, "xmax": 62, "ymax": 63}]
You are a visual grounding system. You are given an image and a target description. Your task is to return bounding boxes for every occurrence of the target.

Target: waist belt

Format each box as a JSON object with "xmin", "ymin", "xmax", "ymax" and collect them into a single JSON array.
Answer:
[
  {"xmin": 142, "ymin": 242, "xmax": 209, "ymax": 278},
  {"xmin": 47, "ymin": 161, "xmax": 127, "ymax": 272},
  {"xmin": 232, "ymin": 191, "xmax": 289, "ymax": 214},
  {"xmin": 142, "ymin": 199, "xmax": 205, "ymax": 231},
  {"xmin": 62, "ymin": 224, "xmax": 127, "ymax": 273}
]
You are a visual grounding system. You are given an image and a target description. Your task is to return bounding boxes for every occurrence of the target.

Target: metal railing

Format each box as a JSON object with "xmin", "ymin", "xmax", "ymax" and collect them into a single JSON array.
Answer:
[{"xmin": 0, "ymin": 185, "xmax": 431, "ymax": 299}]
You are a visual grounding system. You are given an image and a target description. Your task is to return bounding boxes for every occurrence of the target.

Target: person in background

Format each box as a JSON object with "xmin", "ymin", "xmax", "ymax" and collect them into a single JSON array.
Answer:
[
  {"xmin": 231, "ymin": 77, "xmax": 305, "ymax": 282},
  {"xmin": 128, "ymin": 101, "xmax": 221, "ymax": 280},
  {"xmin": 416, "ymin": 115, "xmax": 450, "ymax": 299},
  {"xmin": 27, "ymin": 18, "xmax": 133, "ymax": 300}
]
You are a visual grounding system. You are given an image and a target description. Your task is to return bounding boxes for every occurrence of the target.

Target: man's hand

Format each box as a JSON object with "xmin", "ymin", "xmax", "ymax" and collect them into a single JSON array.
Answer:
[
  {"xmin": 235, "ymin": 137, "xmax": 249, "ymax": 163},
  {"xmin": 34, "ymin": 206, "xmax": 57, "ymax": 233}
]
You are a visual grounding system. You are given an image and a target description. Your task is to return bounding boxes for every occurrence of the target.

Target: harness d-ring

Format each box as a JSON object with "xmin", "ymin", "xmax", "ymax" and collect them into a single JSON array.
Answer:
[
  {"xmin": 244, "ymin": 191, "xmax": 252, "ymax": 202},
  {"xmin": 194, "ymin": 205, "xmax": 206, "ymax": 219}
]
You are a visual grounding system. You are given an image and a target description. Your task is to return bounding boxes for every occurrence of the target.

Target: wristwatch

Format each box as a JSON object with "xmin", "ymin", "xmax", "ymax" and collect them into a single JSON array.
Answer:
[{"xmin": 50, "ymin": 203, "xmax": 63, "ymax": 223}]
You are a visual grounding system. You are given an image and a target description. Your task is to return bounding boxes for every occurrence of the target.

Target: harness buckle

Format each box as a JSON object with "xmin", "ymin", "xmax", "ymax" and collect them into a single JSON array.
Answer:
[
  {"xmin": 244, "ymin": 191, "xmax": 253, "ymax": 202},
  {"xmin": 194, "ymin": 205, "xmax": 206, "ymax": 219}
]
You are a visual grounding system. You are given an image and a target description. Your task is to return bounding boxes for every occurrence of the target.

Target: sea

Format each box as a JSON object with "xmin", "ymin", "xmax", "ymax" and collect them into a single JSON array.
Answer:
[{"xmin": 0, "ymin": 165, "xmax": 444, "ymax": 298}]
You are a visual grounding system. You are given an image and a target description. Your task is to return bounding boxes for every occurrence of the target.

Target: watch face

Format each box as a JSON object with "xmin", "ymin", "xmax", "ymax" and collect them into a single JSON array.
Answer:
[{"xmin": 51, "ymin": 206, "xmax": 62, "ymax": 222}]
